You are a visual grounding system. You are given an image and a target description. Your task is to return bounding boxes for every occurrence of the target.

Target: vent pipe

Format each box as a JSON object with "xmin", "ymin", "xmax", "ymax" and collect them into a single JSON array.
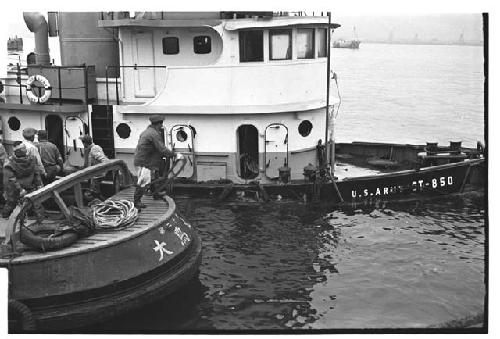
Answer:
[{"xmin": 23, "ymin": 12, "xmax": 50, "ymax": 65}]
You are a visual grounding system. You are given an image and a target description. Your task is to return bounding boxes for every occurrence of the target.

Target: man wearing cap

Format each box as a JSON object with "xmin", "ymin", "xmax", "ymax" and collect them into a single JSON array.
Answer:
[
  {"xmin": 2, "ymin": 143, "xmax": 43, "ymax": 218},
  {"xmin": 133, "ymin": 115, "xmax": 183, "ymax": 210},
  {"xmin": 36, "ymin": 130, "xmax": 63, "ymax": 184},
  {"xmin": 22, "ymin": 127, "xmax": 46, "ymax": 178}
]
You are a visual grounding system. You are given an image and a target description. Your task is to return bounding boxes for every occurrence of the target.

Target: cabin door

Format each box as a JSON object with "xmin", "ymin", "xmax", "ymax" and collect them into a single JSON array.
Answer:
[
  {"xmin": 237, "ymin": 125, "xmax": 259, "ymax": 179},
  {"xmin": 45, "ymin": 115, "xmax": 65, "ymax": 161},
  {"xmin": 132, "ymin": 31, "xmax": 156, "ymax": 98},
  {"xmin": 265, "ymin": 124, "xmax": 288, "ymax": 179},
  {"xmin": 64, "ymin": 116, "xmax": 85, "ymax": 167},
  {"xmin": 169, "ymin": 125, "xmax": 195, "ymax": 178}
]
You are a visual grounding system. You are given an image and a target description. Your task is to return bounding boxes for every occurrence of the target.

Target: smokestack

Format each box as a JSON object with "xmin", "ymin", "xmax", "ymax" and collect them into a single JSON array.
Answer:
[{"xmin": 23, "ymin": 12, "xmax": 50, "ymax": 65}]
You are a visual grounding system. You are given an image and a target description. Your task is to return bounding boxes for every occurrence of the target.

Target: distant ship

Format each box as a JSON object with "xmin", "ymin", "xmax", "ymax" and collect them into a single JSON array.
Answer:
[
  {"xmin": 333, "ymin": 26, "xmax": 360, "ymax": 49},
  {"xmin": 333, "ymin": 39, "xmax": 360, "ymax": 49}
]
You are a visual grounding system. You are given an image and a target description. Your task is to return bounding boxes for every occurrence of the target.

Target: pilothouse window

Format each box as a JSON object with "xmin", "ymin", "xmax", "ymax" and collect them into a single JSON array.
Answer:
[
  {"xmin": 239, "ymin": 30, "xmax": 264, "ymax": 62},
  {"xmin": 193, "ymin": 36, "xmax": 211, "ymax": 54},
  {"xmin": 317, "ymin": 28, "xmax": 327, "ymax": 57},
  {"xmin": 269, "ymin": 29, "xmax": 292, "ymax": 60},
  {"xmin": 297, "ymin": 28, "xmax": 315, "ymax": 59}
]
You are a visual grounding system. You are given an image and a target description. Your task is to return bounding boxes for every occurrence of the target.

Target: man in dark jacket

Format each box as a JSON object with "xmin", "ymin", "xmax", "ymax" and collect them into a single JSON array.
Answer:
[
  {"xmin": 36, "ymin": 130, "xmax": 64, "ymax": 184},
  {"xmin": 133, "ymin": 115, "xmax": 182, "ymax": 210},
  {"xmin": 0, "ymin": 142, "xmax": 6, "ymax": 206},
  {"xmin": 2, "ymin": 143, "xmax": 43, "ymax": 218}
]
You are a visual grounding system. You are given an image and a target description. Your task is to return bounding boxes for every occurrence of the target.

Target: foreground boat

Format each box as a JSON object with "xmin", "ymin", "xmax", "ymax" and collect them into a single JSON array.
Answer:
[{"xmin": 0, "ymin": 160, "xmax": 202, "ymax": 332}]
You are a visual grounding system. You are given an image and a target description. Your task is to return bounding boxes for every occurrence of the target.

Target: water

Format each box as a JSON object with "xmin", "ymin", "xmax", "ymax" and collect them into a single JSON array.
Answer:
[
  {"xmin": 87, "ymin": 43, "xmax": 485, "ymax": 332},
  {"xmin": 332, "ymin": 43, "xmax": 484, "ymax": 147}
]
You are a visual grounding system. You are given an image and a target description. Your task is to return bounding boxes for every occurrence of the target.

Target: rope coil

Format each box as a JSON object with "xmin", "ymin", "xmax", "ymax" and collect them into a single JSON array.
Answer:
[{"xmin": 91, "ymin": 199, "xmax": 138, "ymax": 231}]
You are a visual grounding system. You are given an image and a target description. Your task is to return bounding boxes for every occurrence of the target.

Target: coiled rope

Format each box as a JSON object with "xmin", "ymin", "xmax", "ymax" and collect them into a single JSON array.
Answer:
[{"xmin": 91, "ymin": 199, "xmax": 138, "ymax": 231}]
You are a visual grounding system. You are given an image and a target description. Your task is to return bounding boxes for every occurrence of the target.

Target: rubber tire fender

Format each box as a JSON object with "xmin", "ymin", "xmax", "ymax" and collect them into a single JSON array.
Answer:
[
  {"xmin": 8, "ymin": 299, "xmax": 36, "ymax": 332},
  {"xmin": 20, "ymin": 222, "xmax": 78, "ymax": 252}
]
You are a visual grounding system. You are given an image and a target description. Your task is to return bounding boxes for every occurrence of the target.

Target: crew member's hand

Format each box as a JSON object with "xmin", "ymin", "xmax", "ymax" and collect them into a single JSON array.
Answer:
[{"xmin": 19, "ymin": 189, "xmax": 27, "ymax": 197}]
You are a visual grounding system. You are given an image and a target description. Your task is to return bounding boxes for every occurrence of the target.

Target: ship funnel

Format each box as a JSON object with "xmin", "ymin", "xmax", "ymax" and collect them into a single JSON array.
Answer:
[{"xmin": 23, "ymin": 12, "xmax": 51, "ymax": 65}]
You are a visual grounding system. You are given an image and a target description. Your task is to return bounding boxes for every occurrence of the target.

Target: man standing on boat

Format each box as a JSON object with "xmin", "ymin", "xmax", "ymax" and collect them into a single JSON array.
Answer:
[
  {"xmin": 80, "ymin": 135, "xmax": 109, "ymax": 168},
  {"xmin": 2, "ymin": 143, "xmax": 43, "ymax": 218},
  {"xmin": 0, "ymin": 141, "xmax": 6, "ymax": 206},
  {"xmin": 133, "ymin": 115, "xmax": 183, "ymax": 210},
  {"xmin": 80, "ymin": 135, "xmax": 109, "ymax": 198},
  {"xmin": 21, "ymin": 127, "xmax": 46, "ymax": 179},
  {"xmin": 36, "ymin": 130, "xmax": 64, "ymax": 184}
]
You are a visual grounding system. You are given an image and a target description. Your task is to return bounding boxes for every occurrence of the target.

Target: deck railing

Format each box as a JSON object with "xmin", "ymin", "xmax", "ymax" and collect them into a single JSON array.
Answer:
[
  {"xmin": 1, "ymin": 64, "xmax": 93, "ymax": 105},
  {"xmin": 3, "ymin": 159, "xmax": 133, "ymax": 251}
]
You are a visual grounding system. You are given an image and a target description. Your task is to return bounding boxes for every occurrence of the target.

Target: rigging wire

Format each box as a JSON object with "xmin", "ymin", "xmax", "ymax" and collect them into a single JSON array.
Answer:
[{"xmin": 332, "ymin": 72, "xmax": 342, "ymax": 119}]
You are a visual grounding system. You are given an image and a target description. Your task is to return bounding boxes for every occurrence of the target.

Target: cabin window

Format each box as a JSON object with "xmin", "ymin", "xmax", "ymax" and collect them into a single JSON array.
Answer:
[
  {"xmin": 297, "ymin": 28, "xmax": 315, "ymax": 59},
  {"xmin": 239, "ymin": 30, "xmax": 264, "ymax": 62},
  {"xmin": 193, "ymin": 36, "xmax": 211, "ymax": 54},
  {"xmin": 8, "ymin": 117, "xmax": 21, "ymax": 131},
  {"xmin": 269, "ymin": 29, "xmax": 292, "ymax": 60},
  {"xmin": 317, "ymin": 28, "xmax": 327, "ymax": 57},
  {"xmin": 162, "ymin": 37, "xmax": 179, "ymax": 55},
  {"xmin": 298, "ymin": 120, "xmax": 313, "ymax": 137},
  {"xmin": 116, "ymin": 123, "xmax": 131, "ymax": 139}
]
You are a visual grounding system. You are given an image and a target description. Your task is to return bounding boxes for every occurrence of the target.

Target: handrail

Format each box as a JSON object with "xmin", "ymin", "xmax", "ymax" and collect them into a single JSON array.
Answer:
[
  {"xmin": 3, "ymin": 159, "xmax": 133, "ymax": 252},
  {"xmin": 24, "ymin": 159, "xmax": 132, "ymax": 207},
  {"xmin": 1, "ymin": 64, "xmax": 92, "ymax": 105}
]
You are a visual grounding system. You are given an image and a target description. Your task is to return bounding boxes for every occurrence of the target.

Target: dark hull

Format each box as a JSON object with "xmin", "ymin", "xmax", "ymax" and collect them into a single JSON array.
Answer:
[
  {"xmin": 24, "ymin": 235, "xmax": 202, "ymax": 332},
  {"xmin": 334, "ymin": 159, "xmax": 483, "ymax": 204},
  {"xmin": 169, "ymin": 159, "xmax": 484, "ymax": 204}
]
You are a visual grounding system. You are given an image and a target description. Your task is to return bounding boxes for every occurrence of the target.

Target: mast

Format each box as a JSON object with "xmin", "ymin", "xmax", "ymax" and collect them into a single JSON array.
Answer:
[{"xmin": 325, "ymin": 12, "xmax": 332, "ymax": 168}]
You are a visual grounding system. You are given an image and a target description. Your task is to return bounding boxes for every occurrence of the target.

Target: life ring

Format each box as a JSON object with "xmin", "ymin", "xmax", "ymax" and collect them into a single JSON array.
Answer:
[
  {"xmin": 20, "ymin": 222, "xmax": 78, "ymax": 252},
  {"xmin": 8, "ymin": 299, "xmax": 36, "ymax": 332},
  {"xmin": 25, "ymin": 75, "xmax": 52, "ymax": 104}
]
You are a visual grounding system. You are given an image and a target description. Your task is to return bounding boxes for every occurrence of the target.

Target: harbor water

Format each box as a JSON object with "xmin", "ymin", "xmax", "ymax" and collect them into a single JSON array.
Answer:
[{"xmin": 86, "ymin": 43, "xmax": 485, "ymax": 332}]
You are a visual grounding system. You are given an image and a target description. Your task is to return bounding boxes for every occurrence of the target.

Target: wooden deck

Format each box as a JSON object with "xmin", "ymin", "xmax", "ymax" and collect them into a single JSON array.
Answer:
[{"xmin": 0, "ymin": 187, "xmax": 173, "ymax": 264}]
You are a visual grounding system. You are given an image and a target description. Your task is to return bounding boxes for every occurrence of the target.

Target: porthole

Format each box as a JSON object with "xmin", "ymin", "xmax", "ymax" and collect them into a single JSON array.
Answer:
[
  {"xmin": 298, "ymin": 120, "xmax": 313, "ymax": 137},
  {"xmin": 176, "ymin": 129, "xmax": 188, "ymax": 142},
  {"xmin": 116, "ymin": 123, "xmax": 131, "ymax": 139},
  {"xmin": 8, "ymin": 116, "xmax": 21, "ymax": 131}
]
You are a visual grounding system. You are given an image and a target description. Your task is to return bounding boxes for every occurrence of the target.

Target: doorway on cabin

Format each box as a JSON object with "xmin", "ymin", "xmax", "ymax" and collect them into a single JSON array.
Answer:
[
  {"xmin": 45, "ymin": 115, "xmax": 65, "ymax": 161},
  {"xmin": 237, "ymin": 124, "xmax": 259, "ymax": 179}
]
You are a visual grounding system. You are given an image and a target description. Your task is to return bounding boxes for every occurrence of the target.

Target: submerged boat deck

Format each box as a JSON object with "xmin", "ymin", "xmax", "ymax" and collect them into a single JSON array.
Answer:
[{"xmin": 0, "ymin": 187, "xmax": 172, "ymax": 263}]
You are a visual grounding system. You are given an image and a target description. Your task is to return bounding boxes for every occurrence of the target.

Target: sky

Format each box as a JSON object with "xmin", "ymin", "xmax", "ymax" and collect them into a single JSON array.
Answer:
[{"xmin": 331, "ymin": 14, "xmax": 483, "ymax": 42}]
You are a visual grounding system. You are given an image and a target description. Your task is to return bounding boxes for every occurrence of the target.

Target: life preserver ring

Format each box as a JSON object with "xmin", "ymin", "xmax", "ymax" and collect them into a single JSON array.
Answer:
[
  {"xmin": 20, "ymin": 222, "xmax": 78, "ymax": 252},
  {"xmin": 25, "ymin": 75, "xmax": 52, "ymax": 104}
]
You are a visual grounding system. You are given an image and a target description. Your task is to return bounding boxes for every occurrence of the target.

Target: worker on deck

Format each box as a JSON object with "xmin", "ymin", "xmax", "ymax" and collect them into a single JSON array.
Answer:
[
  {"xmin": 22, "ymin": 127, "xmax": 46, "ymax": 179},
  {"xmin": 2, "ymin": 143, "xmax": 43, "ymax": 218},
  {"xmin": 0, "ymin": 141, "xmax": 6, "ymax": 206},
  {"xmin": 80, "ymin": 135, "xmax": 109, "ymax": 168},
  {"xmin": 80, "ymin": 135, "xmax": 109, "ymax": 199},
  {"xmin": 36, "ymin": 130, "xmax": 63, "ymax": 185},
  {"xmin": 133, "ymin": 115, "xmax": 183, "ymax": 211}
]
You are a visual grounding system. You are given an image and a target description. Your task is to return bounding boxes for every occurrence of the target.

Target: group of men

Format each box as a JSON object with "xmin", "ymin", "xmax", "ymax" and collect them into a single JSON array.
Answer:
[{"xmin": 0, "ymin": 114, "xmax": 182, "ymax": 218}]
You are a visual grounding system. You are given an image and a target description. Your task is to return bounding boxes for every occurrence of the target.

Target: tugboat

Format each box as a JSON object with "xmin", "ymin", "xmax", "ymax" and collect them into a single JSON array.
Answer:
[
  {"xmin": 0, "ymin": 11, "xmax": 485, "ymax": 206},
  {"xmin": 0, "ymin": 160, "xmax": 202, "ymax": 332}
]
